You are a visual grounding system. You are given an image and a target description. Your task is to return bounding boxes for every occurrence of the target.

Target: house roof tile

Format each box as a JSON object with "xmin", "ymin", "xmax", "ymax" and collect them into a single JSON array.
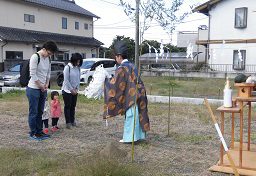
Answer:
[
  {"xmin": 23, "ymin": 0, "xmax": 99, "ymax": 18},
  {"xmin": 0, "ymin": 26, "xmax": 103, "ymax": 46}
]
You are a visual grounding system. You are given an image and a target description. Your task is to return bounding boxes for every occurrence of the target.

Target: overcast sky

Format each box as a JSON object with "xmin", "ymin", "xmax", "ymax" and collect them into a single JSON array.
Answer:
[{"xmin": 75, "ymin": 0, "xmax": 209, "ymax": 47}]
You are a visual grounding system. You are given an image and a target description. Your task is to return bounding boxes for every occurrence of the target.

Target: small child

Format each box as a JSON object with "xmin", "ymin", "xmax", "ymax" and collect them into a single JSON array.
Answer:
[
  {"xmin": 42, "ymin": 98, "xmax": 50, "ymax": 134},
  {"xmin": 50, "ymin": 91, "xmax": 62, "ymax": 132}
]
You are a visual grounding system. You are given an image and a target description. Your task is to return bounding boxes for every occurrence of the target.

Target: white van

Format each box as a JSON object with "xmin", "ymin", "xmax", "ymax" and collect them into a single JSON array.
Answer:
[{"xmin": 80, "ymin": 58, "xmax": 116, "ymax": 84}]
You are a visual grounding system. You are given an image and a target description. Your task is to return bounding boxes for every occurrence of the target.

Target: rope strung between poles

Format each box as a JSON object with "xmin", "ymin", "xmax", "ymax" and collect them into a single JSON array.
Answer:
[{"xmin": 204, "ymin": 98, "xmax": 239, "ymax": 176}]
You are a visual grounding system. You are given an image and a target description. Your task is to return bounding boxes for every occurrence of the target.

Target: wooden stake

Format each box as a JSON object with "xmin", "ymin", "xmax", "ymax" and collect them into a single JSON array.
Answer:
[{"xmin": 204, "ymin": 98, "xmax": 239, "ymax": 176}]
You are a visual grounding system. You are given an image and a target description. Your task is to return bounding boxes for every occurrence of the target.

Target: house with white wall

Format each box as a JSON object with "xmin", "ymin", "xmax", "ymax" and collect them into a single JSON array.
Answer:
[
  {"xmin": 0, "ymin": 0, "xmax": 103, "ymax": 71},
  {"xmin": 193, "ymin": 0, "xmax": 256, "ymax": 72}
]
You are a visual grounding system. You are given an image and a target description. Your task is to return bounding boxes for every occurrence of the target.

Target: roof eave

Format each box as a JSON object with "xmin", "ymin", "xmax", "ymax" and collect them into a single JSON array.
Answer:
[{"xmin": 192, "ymin": 0, "xmax": 222, "ymax": 15}]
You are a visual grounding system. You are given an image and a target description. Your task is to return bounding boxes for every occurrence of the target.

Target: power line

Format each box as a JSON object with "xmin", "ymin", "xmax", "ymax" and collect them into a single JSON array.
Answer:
[
  {"xmin": 94, "ymin": 18, "xmax": 131, "ymax": 26},
  {"xmin": 94, "ymin": 17, "xmax": 207, "ymax": 29},
  {"xmin": 96, "ymin": 0, "xmax": 120, "ymax": 6}
]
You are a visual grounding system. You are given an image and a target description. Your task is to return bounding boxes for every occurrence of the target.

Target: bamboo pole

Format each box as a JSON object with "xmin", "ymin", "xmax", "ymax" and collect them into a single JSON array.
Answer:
[
  {"xmin": 131, "ymin": 87, "xmax": 138, "ymax": 162},
  {"xmin": 131, "ymin": 0, "xmax": 140, "ymax": 162},
  {"xmin": 204, "ymin": 98, "xmax": 239, "ymax": 176},
  {"xmin": 168, "ymin": 49, "xmax": 172, "ymax": 136}
]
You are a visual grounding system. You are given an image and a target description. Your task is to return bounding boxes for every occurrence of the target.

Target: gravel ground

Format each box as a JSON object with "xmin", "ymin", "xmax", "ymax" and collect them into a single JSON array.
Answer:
[{"xmin": 0, "ymin": 96, "xmax": 255, "ymax": 176}]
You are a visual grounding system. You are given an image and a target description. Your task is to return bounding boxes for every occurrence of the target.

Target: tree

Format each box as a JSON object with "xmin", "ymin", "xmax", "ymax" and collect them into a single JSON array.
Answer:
[
  {"xmin": 109, "ymin": 35, "xmax": 136, "ymax": 62},
  {"xmin": 99, "ymin": 46, "xmax": 112, "ymax": 58},
  {"xmin": 140, "ymin": 40, "xmax": 186, "ymax": 55},
  {"xmin": 120, "ymin": 0, "xmax": 192, "ymax": 41}
]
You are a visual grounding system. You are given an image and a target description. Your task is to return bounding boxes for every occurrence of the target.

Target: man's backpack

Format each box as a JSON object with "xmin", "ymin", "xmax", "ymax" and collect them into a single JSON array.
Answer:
[
  {"xmin": 20, "ymin": 53, "xmax": 40, "ymax": 87},
  {"xmin": 56, "ymin": 65, "xmax": 70, "ymax": 87}
]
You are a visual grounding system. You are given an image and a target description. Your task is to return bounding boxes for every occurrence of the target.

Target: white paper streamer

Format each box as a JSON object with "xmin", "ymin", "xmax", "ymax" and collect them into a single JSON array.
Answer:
[
  {"xmin": 214, "ymin": 123, "xmax": 228, "ymax": 152},
  {"xmin": 186, "ymin": 43, "xmax": 193, "ymax": 60},
  {"xmin": 238, "ymin": 49, "xmax": 243, "ymax": 61},
  {"xmin": 152, "ymin": 46, "xmax": 159, "ymax": 63},
  {"xmin": 159, "ymin": 41, "xmax": 164, "ymax": 59},
  {"xmin": 84, "ymin": 64, "xmax": 111, "ymax": 99},
  {"xmin": 146, "ymin": 43, "xmax": 152, "ymax": 56}
]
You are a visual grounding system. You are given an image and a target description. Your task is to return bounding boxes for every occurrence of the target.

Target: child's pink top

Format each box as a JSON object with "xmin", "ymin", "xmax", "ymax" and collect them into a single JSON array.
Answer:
[{"xmin": 50, "ymin": 99, "xmax": 62, "ymax": 118}]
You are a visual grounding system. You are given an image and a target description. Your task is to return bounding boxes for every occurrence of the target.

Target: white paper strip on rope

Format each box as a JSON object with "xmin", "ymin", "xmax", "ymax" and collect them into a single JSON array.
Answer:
[
  {"xmin": 164, "ymin": 46, "xmax": 170, "ymax": 60},
  {"xmin": 186, "ymin": 43, "xmax": 193, "ymax": 60},
  {"xmin": 152, "ymin": 46, "xmax": 159, "ymax": 63},
  {"xmin": 159, "ymin": 40, "xmax": 165, "ymax": 59},
  {"xmin": 238, "ymin": 49, "xmax": 243, "ymax": 61},
  {"xmin": 84, "ymin": 64, "xmax": 111, "ymax": 99},
  {"xmin": 146, "ymin": 42, "xmax": 152, "ymax": 56}
]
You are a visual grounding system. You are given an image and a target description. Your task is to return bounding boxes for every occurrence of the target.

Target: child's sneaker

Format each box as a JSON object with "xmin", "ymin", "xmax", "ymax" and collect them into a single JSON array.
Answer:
[
  {"xmin": 43, "ymin": 128, "xmax": 49, "ymax": 134},
  {"xmin": 51, "ymin": 126, "xmax": 58, "ymax": 132}
]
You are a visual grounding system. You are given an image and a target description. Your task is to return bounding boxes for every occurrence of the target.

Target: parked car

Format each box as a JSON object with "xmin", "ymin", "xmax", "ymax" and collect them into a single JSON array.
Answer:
[
  {"xmin": 80, "ymin": 58, "xmax": 116, "ymax": 84},
  {"xmin": 0, "ymin": 64, "xmax": 21, "ymax": 87},
  {"xmin": 0, "ymin": 75, "xmax": 3, "ymax": 87},
  {"xmin": 56, "ymin": 58, "xmax": 116, "ymax": 87},
  {"xmin": 50, "ymin": 61, "xmax": 65, "ymax": 81},
  {"xmin": 0, "ymin": 61, "xmax": 65, "ymax": 87}
]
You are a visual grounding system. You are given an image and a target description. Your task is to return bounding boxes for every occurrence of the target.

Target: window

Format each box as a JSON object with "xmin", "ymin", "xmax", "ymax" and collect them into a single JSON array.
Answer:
[
  {"xmin": 9, "ymin": 64, "xmax": 21, "ymax": 72},
  {"xmin": 92, "ymin": 54, "xmax": 96, "ymax": 58},
  {"xmin": 56, "ymin": 53, "xmax": 64, "ymax": 60},
  {"xmin": 235, "ymin": 7, "xmax": 248, "ymax": 28},
  {"xmin": 81, "ymin": 61, "xmax": 95, "ymax": 69},
  {"xmin": 64, "ymin": 53, "xmax": 69, "ymax": 60},
  {"xmin": 91, "ymin": 61, "xmax": 104, "ymax": 71},
  {"xmin": 24, "ymin": 14, "xmax": 35, "ymax": 23},
  {"xmin": 81, "ymin": 53, "xmax": 86, "ymax": 58},
  {"xmin": 75, "ymin": 21, "xmax": 79, "ymax": 30},
  {"xmin": 62, "ymin": 17, "xmax": 67, "ymax": 29},
  {"xmin": 103, "ymin": 61, "xmax": 116, "ymax": 68},
  {"xmin": 51, "ymin": 64, "xmax": 60, "ymax": 71},
  {"xmin": 84, "ymin": 23, "xmax": 89, "ymax": 30},
  {"xmin": 233, "ymin": 50, "xmax": 246, "ymax": 70},
  {"xmin": 6, "ymin": 51, "xmax": 23, "ymax": 60}
]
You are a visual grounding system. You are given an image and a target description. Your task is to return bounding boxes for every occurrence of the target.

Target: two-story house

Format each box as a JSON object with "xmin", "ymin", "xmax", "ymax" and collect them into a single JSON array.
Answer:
[
  {"xmin": 193, "ymin": 0, "xmax": 256, "ymax": 72},
  {"xmin": 0, "ymin": 0, "xmax": 103, "ymax": 71}
]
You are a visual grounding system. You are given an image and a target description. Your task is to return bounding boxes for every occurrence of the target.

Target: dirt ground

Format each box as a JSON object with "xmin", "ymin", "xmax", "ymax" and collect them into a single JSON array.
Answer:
[{"xmin": 0, "ymin": 94, "xmax": 255, "ymax": 176}]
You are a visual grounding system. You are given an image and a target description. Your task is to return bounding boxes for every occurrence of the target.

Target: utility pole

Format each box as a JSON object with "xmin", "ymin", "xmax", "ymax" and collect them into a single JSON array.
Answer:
[{"xmin": 135, "ymin": 0, "xmax": 140, "ymax": 69}]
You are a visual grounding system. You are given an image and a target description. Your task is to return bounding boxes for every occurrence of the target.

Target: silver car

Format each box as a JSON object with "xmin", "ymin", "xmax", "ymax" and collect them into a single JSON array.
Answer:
[
  {"xmin": 0, "ymin": 64, "xmax": 21, "ymax": 86},
  {"xmin": 0, "ymin": 61, "xmax": 65, "ymax": 87}
]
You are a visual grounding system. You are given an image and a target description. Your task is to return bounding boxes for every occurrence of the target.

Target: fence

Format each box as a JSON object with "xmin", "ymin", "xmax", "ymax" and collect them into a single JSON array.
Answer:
[{"xmin": 140, "ymin": 63, "xmax": 256, "ymax": 80}]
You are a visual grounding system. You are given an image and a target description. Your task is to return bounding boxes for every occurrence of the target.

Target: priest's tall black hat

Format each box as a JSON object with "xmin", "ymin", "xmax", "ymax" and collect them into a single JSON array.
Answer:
[{"xmin": 114, "ymin": 40, "xmax": 128, "ymax": 58}]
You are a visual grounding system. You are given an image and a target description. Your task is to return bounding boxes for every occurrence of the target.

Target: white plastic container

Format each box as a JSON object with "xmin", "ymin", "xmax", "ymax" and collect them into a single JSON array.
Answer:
[{"xmin": 223, "ymin": 88, "xmax": 232, "ymax": 108}]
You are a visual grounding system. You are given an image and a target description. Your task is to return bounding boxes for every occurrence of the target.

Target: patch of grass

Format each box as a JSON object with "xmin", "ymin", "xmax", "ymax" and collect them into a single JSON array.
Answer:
[
  {"xmin": 0, "ymin": 148, "xmax": 142, "ymax": 176},
  {"xmin": 0, "ymin": 90, "xmax": 25, "ymax": 100},
  {"xmin": 170, "ymin": 132, "xmax": 213, "ymax": 144},
  {"xmin": 77, "ymin": 94, "xmax": 102, "ymax": 104},
  {"xmin": 0, "ymin": 148, "xmax": 59, "ymax": 176},
  {"xmin": 77, "ymin": 156, "xmax": 142, "ymax": 176},
  {"xmin": 251, "ymin": 133, "xmax": 256, "ymax": 141},
  {"xmin": 137, "ymin": 141, "xmax": 151, "ymax": 149},
  {"xmin": 142, "ymin": 76, "xmax": 227, "ymax": 98}
]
